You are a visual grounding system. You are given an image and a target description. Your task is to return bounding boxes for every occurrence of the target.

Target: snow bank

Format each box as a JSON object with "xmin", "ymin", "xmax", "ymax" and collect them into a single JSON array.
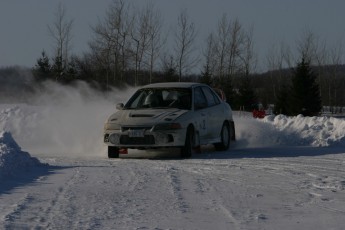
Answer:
[
  {"xmin": 262, "ymin": 114, "xmax": 345, "ymax": 147},
  {"xmin": 0, "ymin": 131, "xmax": 41, "ymax": 178},
  {"xmin": 234, "ymin": 114, "xmax": 289, "ymax": 148}
]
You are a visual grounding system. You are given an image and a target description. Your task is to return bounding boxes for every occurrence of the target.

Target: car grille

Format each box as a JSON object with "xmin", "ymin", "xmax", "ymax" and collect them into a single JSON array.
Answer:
[
  {"xmin": 121, "ymin": 126, "xmax": 152, "ymax": 132},
  {"xmin": 120, "ymin": 135, "xmax": 155, "ymax": 145}
]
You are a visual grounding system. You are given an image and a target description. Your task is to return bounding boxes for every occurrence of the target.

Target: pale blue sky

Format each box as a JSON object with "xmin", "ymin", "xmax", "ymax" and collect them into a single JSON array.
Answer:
[{"xmin": 1, "ymin": 0, "xmax": 344, "ymax": 72}]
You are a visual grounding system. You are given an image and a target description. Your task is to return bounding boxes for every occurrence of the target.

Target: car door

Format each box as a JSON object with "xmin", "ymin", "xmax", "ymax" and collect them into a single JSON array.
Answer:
[
  {"xmin": 201, "ymin": 86, "xmax": 224, "ymax": 140},
  {"xmin": 193, "ymin": 87, "xmax": 209, "ymax": 141}
]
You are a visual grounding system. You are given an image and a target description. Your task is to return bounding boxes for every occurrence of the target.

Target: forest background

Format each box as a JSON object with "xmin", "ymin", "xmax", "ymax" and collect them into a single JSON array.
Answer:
[{"xmin": 1, "ymin": 0, "xmax": 344, "ymax": 115}]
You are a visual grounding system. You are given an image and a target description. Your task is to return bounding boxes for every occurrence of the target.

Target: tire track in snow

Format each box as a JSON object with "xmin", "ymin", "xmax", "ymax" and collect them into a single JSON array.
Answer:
[
  {"xmin": 2, "ymin": 194, "xmax": 36, "ymax": 229},
  {"xmin": 81, "ymin": 160, "xmax": 186, "ymax": 229},
  {"xmin": 165, "ymin": 162, "xmax": 243, "ymax": 229},
  {"xmin": 1, "ymin": 167, "xmax": 82, "ymax": 229},
  {"xmin": 222, "ymin": 156, "xmax": 345, "ymax": 217},
  {"xmin": 1, "ymin": 166, "xmax": 90, "ymax": 230},
  {"xmin": 166, "ymin": 166, "xmax": 189, "ymax": 213},
  {"xmin": 2, "ymin": 153, "xmax": 345, "ymax": 229},
  {"xmin": 43, "ymin": 167, "xmax": 85, "ymax": 229},
  {"xmin": 182, "ymin": 163, "xmax": 262, "ymax": 229}
]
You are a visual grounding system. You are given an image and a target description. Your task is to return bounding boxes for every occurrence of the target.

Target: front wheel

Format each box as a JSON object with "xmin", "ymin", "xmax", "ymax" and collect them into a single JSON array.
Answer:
[
  {"xmin": 214, "ymin": 122, "xmax": 230, "ymax": 151},
  {"xmin": 108, "ymin": 146, "xmax": 119, "ymax": 158},
  {"xmin": 230, "ymin": 121, "xmax": 236, "ymax": 141}
]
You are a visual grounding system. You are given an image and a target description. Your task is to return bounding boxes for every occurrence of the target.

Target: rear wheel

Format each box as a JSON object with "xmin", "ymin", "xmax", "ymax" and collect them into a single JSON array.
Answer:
[
  {"xmin": 214, "ymin": 122, "xmax": 230, "ymax": 151},
  {"xmin": 108, "ymin": 146, "xmax": 119, "ymax": 158},
  {"xmin": 180, "ymin": 126, "xmax": 194, "ymax": 158}
]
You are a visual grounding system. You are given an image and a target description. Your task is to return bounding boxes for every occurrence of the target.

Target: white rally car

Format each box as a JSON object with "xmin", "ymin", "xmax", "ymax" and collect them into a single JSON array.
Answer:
[{"xmin": 104, "ymin": 82, "xmax": 236, "ymax": 158}]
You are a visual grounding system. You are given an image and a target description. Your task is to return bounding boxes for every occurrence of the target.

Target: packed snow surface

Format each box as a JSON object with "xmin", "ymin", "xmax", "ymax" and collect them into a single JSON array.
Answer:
[{"xmin": 1, "ymin": 83, "xmax": 345, "ymax": 229}]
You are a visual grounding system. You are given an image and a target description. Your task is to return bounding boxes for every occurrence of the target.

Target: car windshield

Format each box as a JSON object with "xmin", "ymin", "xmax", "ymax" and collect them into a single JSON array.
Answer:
[{"xmin": 124, "ymin": 88, "xmax": 192, "ymax": 110}]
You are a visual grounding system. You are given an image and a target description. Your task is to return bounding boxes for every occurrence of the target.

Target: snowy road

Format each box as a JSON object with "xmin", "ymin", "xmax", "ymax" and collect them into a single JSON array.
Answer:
[
  {"xmin": 2, "ymin": 147, "xmax": 345, "ymax": 230},
  {"xmin": 1, "ymin": 85, "xmax": 345, "ymax": 229}
]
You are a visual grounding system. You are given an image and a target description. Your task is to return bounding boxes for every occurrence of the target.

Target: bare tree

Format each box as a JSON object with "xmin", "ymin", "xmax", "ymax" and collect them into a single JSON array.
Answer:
[
  {"xmin": 227, "ymin": 19, "xmax": 245, "ymax": 77},
  {"xmin": 173, "ymin": 9, "xmax": 198, "ymax": 81},
  {"xmin": 48, "ymin": 2, "xmax": 73, "ymax": 80},
  {"xmin": 202, "ymin": 33, "xmax": 216, "ymax": 77},
  {"xmin": 130, "ymin": 4, "xmax": 154, "ymax": 86},
  {"xmin": 265, "ymin": 41, "xmax": 292, "ymax": 99},
  {"xmin": 90, "ymin": 0, "xmax": 133, "ymax": 86},
  {"xmin": 297, "ymin": 30, "xmax": 319, "ymax": 64},
  {"xmin": 89, "ymin": 0, "xmax": 166, "ymax": 86},
  {"xmin": 239, "ymin": 26, "xmax": 256, "ymax": 76},
  {"xmin": 211, "ymin": 15, "xmax": 252, "ymax": 80},
  {"xmin": 146, "ymin": 3, "xmax": 164, "ymax": 83},
  {"xmin": 161, "ymin": 53, "xmax": 178, "ymax": 80},
  {"xmin": 281, "ymin": 41, "xmax": 294, "ymax": 69},
  {"xmin": 326, "ymin": 41, "xmax": 343, "ymax": 110},
  {"xmin": 213, "ymin": 14, "xmax": 230, "ymax": 79}
]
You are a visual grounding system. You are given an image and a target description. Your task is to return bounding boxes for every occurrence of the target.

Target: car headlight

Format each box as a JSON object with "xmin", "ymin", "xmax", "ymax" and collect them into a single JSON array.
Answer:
[
  {"xmin": 153, "ymin": 123, "xmax": 182, "ymax": 131},
  {"xmin": 104, "ymin": 122, "xmax": 121, "ymax": 130}
]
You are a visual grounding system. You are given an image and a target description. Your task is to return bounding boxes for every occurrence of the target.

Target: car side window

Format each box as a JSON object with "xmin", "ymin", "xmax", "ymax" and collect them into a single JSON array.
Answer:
[
  {"xmin": 194, "ymin": 87, "xmax": 208, "ymax": 110},
  {"xmin": 201, "ymin": 87, "xmax": 219, "ymax": 107},
  {"xmin": 211, "ymin": 89, "xmax": 221, "ymax": 104}
]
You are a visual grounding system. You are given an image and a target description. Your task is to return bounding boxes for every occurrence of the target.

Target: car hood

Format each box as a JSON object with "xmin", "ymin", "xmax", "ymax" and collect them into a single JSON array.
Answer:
[{"xmin": 107, "ymin": 108, "xmax": 188, "ymax": 126}]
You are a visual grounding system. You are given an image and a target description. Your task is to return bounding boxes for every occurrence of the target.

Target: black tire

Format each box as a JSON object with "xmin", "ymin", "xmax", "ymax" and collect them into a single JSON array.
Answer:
[
  {"xmin": 108, "ymin": 146, "xmax": 119, "ymax": 158},
  {"xmin": 180, "ymin": 127, "xmax": 194, "ymax": 158},
  {"xmin": 230, "ymin": 121, "xmax": 236, "ymax": 141},
  {"xmin": 214, "ymin": 122, "xmax": 230, "ymax": 151}
]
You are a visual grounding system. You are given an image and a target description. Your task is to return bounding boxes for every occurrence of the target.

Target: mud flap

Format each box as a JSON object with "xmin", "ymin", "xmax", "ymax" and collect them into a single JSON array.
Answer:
[{"xmin": 119, "ymin": 148, "xmax": 128, "ymax": 154}]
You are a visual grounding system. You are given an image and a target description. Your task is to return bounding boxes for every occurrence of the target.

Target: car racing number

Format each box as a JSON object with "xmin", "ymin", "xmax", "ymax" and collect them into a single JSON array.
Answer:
[
  {"xmin": 198, "ymin": 116, "xmax": 208, "ymax": 138},
  {"xmin": 201, "ymin": 119, "xmax": 206, "ymax": 130}
]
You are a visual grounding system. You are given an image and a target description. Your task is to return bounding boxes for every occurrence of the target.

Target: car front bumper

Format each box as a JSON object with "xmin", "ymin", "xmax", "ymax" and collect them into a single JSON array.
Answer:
[{"xmin": 104, "ymin": 128, "xmax": 186, "ymax": 149}]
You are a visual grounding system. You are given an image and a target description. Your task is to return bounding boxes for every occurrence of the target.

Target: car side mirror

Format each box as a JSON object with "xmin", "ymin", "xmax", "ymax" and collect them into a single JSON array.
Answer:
[{"xmin": 116, "ymin": 103, "xmax": 124, "ymax": 110}]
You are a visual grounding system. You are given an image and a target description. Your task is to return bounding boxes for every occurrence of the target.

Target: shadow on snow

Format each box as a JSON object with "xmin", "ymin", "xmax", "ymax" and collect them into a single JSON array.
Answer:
[
  {"xmin": 115, "ymin": 143, "xmax": 345, "ymax": 160},
  {"xmin": 0, "ymin": 165, "xmax": 69, "ymax": 196}
]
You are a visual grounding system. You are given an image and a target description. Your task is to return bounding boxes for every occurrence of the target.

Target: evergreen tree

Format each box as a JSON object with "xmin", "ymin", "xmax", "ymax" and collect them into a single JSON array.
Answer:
[
  {"xmin": 289, "ymin": 58, "xmax": 321, "ymax": 116},
  {"xmin": 51, "ymin": 55, "xmax": 64, "ymax": 82},
  {"xmin": 236, "ymin": 76, "xmax": 256, "ymax": 111},
  {"xmin": 217, "ymin": 77, "xmax": 234, "ymax": 107},
  {"xmin": 163, "ymin": 67, "xmax": 179, "ymax": 82},
  {"xmin": 200, "ymin": 64, "xmax": 213, "ymax": 85},
  {"xmin": 64, "ymin": 56, "xmax": 78, "ymax": 83},
  {"xmin": 274, "ymin": 85, "xmax": 289, "ymax": 115},
  {"xmin": 32, "ymin": 51, "xmax": 52, "ymax": 82}
]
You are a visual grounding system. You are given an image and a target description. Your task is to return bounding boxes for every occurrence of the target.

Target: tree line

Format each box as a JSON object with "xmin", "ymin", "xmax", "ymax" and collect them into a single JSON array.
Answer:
[{"xmin": 27, "ymin": 0, "xmax": 345, "ymax": 115}]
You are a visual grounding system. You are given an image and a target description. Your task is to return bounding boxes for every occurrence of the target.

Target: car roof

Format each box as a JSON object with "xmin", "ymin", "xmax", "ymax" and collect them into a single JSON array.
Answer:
[{"xmin": 141, "ymin": 82, "xmax": 205, "ymax": 89}]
